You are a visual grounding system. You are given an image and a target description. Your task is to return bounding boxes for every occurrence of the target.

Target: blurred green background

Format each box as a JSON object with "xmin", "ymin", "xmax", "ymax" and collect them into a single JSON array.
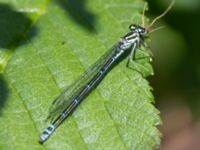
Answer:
[{"xmin": 147, "ymin": 0, "xmax": 200, "ymax": 149}]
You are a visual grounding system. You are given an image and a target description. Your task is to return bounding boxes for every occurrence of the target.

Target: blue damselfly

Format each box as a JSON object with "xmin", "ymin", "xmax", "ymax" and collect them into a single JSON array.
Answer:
[{"xmin": 39, "ymin": 0, "xmax": 174, "ymax": 143}]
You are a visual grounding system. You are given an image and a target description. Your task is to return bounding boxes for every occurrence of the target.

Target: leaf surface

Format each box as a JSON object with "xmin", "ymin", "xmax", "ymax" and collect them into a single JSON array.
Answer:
[{"xmin": 0, "ymin": 0, "xmax": 160, "ymax": 149}]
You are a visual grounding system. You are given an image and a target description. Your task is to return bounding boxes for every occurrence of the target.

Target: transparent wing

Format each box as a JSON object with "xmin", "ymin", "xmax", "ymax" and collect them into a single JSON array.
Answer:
[{"xmin": 48, "ymin": 44, "xmax": 119, "ymax": 121}]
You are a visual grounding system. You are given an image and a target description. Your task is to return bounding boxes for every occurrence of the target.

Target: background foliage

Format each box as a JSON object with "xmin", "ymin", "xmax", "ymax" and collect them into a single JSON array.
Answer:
[{"xmin": 147, "ymin": 0, "xmax": 200, "ymax": 149}]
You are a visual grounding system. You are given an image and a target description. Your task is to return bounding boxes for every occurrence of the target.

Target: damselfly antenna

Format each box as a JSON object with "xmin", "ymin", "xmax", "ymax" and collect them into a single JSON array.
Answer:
[
  {"xmin": 146, "ymin": 0, "xmax": 175, "ymax": 31},
  {"xmin": 142, "ymin": 2, "xmax": 147, "ymax": 27},
  {"xmin": 149, "ymin": 25, "xmax": 165, "ymax": 33}
]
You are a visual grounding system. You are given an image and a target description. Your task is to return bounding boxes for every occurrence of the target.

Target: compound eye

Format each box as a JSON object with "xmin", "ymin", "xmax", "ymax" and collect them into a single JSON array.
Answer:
[
  {"xmin": 129, "ymin": 24, "xmax": 136, "ymax": 31},
  {"xmin": 139, "ymin": 27, "xmax": 145, "ymax": 33}
]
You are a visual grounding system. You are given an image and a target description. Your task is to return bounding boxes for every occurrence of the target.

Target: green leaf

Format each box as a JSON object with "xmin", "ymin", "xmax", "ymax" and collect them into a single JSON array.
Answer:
[{"xmin": 0, "ymin": 0, "xmax": 161, "ymax": 150}]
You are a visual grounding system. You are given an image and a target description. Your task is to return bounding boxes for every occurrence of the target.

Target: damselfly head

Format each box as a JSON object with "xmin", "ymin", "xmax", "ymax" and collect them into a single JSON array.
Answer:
[
  {"xmin": 129, "ymin": 24, "xmax": 146, "ymax": 34},
  {"xmin": 129, "ymin": 0, "xmax": 174, "ymax": 34}
]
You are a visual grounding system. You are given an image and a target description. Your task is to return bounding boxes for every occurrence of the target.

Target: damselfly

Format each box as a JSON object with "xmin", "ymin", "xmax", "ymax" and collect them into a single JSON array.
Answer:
[{"xmin": 39, "ymin": 0, "xmax": 174, "ymax": 143}]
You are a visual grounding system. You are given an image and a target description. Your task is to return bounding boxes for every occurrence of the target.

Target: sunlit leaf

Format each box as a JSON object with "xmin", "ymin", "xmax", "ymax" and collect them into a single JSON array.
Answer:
[{"xmin": 0, "ymin": 0, "xmax": 160, "ymax": 149}]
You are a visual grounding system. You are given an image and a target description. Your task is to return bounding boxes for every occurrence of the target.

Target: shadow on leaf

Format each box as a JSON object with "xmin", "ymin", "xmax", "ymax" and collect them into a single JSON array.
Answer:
[
  {"xmin": 0, "ymin": 74, "xmax": 8, "ymax": 116},
  {"xmin": 0, "ymin": 3, "xmax": 37, "ymax": 49},
  {"xmin": 57, "ymin": 0, "xmax": 96, "ymax": 32},
  {"xmin": 0, "ymin": 3, "xmax": 38, "ymax": 111},
  {"xmin": 0, "ymin": 3, "xmax": 38, "ymax": 73}
]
